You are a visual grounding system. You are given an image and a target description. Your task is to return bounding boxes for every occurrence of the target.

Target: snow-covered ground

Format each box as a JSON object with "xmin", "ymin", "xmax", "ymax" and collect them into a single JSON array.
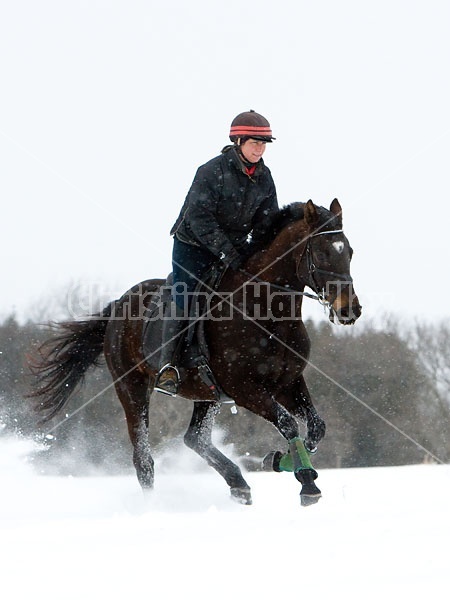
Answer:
[{"xmin": 0, "ymin": 436, "xmax": 448, "ymax": 600}]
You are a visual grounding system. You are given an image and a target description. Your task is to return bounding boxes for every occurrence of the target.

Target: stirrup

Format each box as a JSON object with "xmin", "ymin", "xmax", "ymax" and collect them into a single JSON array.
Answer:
[{"xmin": 154, "ymin": 363, "xmax": 180, "ymax": 397}]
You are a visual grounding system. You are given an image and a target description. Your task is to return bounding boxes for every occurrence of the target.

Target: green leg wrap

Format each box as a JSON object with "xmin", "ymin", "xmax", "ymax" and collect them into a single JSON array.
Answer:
[
  {"xmin": 277, "ymin": 438, "xmax": 315, "ymax": 473},
  {"xmin": 289, "ymin": 437, "xmax": 315, "ymax": 472},
  {"xmin": 278, "ymin": 452, "xmax": 294, "ymax": 472}
]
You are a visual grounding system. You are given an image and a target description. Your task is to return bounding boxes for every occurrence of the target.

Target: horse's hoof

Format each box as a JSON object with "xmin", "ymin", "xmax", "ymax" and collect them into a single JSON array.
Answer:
[
  {"xmin": 230, "ymin": 487, "xmax": 252, "ymax": 505},
  {"xmin": 261, "ymin": 450, "xmax": 283, "ymax": 472},
  {"xmin": 300, "ymin": 491, "xmax": 322, "ymax": 507}
]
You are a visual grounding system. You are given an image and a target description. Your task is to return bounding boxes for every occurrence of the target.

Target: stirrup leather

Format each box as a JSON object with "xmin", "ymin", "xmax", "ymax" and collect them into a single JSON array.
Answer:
[
  {"xmin": 154, "ymin": 363, "xmax": 180, "ymax": 397},
  {"xmin": 194, "ymin": 356, "xmax": 220, "ymax": 400}
]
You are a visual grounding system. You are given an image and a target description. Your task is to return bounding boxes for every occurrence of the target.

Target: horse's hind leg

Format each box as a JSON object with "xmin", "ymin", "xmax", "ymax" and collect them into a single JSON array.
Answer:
[
  {"xmin": 114, "ymin": 375, "xmax": 154, "ymax": 490},
  {"xmin": 184, "ymin": 401, "xmax": 252, "ymax": 505}
]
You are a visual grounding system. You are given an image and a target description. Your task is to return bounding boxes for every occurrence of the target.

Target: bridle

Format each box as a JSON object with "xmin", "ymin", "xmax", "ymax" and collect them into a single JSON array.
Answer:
[{"xmin": 239, "ymin": 228, "xmax": 353, "ymax": 308}]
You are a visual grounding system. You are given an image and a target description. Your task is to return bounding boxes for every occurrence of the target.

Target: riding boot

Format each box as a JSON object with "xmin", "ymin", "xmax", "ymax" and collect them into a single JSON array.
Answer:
[{"xmin": 154, "ymin": 301, "xmax": 185, "ymax": 396}]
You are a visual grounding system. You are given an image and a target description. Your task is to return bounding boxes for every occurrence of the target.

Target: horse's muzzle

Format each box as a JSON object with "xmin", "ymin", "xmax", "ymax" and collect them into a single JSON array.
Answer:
[
  {"xmin": 329, "ymin": 285, "xmax": 362, "ymax": 325},
  {"xmin": 330, "ymin": 303, "xmax": 362, "ymax": 325}
]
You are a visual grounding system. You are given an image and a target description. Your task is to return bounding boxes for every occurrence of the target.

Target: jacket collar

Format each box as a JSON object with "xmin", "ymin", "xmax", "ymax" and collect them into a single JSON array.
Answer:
[{"xmin": 223, "ymin": 145, "xmax": 265, "ymax": 178}]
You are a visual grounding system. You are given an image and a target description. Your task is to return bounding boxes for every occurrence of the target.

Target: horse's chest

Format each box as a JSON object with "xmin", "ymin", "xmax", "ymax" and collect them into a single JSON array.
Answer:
[{"xmin": 219, "ymin": 325, "xmax": 309, "ymax": 380}]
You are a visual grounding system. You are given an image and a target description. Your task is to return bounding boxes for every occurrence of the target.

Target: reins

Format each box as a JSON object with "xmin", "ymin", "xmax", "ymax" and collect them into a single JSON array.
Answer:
[{"xmin": 238, "ymin": 268, "xmax": 324, "ymax": 302}]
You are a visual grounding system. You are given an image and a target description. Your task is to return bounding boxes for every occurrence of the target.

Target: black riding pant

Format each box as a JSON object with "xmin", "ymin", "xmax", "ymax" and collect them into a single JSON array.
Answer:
[{"xmin": 172, "ymin": 237, "xmax": 217, "ymax": 311}]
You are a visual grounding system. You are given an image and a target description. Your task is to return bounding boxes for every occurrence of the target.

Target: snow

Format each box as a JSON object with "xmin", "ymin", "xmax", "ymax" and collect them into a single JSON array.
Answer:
[{"xmin": 0, "ymin": 437, "xmax": 448, "ymax": 600}]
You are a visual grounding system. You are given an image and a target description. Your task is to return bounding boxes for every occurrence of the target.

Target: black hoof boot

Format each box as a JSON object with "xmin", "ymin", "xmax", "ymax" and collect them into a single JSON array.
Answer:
[
  {"xmin": 261, "ymin": 450, "xmax": 283, "ymax": 472},
  {"xmin": 230, "ymin": 487, "xmax": 253, "ymax": 505},
  {"xmin": 296, "ymin": 469, "xmax": 322, "ymax": 507}
]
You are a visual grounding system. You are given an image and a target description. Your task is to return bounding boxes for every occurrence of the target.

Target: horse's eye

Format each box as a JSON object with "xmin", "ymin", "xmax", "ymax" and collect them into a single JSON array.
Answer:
[{"xmin": 315, "ymin": 251, "xmax": 327, "ymax": 263}]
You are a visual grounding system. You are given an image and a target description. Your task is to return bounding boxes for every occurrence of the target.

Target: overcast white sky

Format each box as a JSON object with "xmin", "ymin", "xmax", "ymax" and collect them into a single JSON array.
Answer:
[{"xmin": 1, "ymin": 0, "xmax": 449, "ymax": 325}]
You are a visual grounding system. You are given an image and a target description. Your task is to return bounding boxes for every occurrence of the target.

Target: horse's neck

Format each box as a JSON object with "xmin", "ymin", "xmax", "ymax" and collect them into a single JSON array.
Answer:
[{"xmin": 246, "ymin": 223, "xmax": 308, "ymax": 288}]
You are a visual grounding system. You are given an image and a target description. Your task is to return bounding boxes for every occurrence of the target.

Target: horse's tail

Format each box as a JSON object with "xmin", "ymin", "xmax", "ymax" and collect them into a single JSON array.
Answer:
[{"xmin": 28, "ymin": 302, "xmax": 115, "ymax": 423}]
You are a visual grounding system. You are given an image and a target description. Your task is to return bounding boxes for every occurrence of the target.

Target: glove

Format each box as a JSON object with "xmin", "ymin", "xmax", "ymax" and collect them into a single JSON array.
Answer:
[{"xmin": 219, "ymin": 251, "xmax": 242, "ymax": 271}]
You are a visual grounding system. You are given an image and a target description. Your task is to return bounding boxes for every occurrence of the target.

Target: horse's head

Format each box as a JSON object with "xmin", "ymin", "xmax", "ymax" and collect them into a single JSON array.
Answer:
[{"xmin": 298, "ymin": 199, "xmax": 362, "ymax": 325}]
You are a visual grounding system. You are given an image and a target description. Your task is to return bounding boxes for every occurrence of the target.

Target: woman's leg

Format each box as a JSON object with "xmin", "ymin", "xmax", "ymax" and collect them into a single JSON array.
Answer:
[{"xmin": 155, "ymin": 238, "xmax": 216, "ymax": 395}]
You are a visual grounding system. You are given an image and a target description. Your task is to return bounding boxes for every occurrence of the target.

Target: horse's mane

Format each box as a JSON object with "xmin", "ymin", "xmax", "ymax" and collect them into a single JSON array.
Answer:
[
  {"xmin": 257, "ymin": 201, "xmax": 340, "ymax": 247},
  {"xmin": 269, "ymin": 202, "xmax": 305, "ymax": 240}
]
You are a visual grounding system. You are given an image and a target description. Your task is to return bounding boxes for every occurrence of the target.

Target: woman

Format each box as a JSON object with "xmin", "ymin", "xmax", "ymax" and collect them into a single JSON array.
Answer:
[{"xmin": 154, "ymin": 109, "xmax": 279, "ymax": 395}]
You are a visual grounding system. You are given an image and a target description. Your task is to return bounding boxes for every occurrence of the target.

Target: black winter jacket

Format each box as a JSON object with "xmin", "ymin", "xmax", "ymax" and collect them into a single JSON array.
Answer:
[{"xmin": 170, "ymin": 146, "xmax": 278, "ymax": 264}]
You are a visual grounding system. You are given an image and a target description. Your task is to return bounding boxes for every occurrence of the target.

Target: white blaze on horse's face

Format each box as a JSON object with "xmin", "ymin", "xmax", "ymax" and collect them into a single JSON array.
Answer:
[{"xmin": 332, "ymin": 241, "xmax": 345, "ymax": 254}]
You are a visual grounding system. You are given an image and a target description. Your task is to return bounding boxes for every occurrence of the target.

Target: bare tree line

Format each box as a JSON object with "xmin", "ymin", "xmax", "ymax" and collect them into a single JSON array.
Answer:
[{"xmin": 0, "ymin": 306, "xmax": 448, "ymax": 475}]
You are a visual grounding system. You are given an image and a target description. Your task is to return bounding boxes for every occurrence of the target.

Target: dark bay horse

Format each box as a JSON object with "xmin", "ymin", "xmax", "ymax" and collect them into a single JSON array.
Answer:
[{"xmin": 30, "ymin": 199, "xmax": 361, "ymax": 506}]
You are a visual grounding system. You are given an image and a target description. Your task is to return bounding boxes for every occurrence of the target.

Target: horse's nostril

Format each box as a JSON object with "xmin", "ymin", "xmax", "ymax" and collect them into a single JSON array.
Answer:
[{"xmin": 333, "ymin": 303, "xmax": 362, "ymax": 324}]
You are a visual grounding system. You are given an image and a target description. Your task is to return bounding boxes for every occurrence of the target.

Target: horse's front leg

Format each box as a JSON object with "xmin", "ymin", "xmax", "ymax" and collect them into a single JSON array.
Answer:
[
  {"xmin": 228, "ymin": 383, "xmax": 321, "ymax": 507},
  {"xmin": 184, "ymin": 401, "xmax": 252, "ymax": 505},
  {"xmin": 258, "ymin": 381, "xmax": 323, "ymax": 506},
  {"xmin": 280, "ymin": 376, "xmax": 326, "ymax": 453}
]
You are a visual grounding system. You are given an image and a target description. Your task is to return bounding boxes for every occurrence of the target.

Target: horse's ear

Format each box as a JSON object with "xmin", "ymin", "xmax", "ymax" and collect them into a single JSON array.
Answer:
[
  {"xmin": 330, "ymin": 198, "xmax": 342, "ymax": 223},
  {"xmin": 305, "ymin": 200, "xmax": 319, "ymax": 228}
]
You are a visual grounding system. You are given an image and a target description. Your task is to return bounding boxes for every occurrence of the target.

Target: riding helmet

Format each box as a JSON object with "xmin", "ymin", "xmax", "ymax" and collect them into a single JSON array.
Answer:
[{"xmin": 229, "ymin": 109, "xmax": 275, "ymax": 143}]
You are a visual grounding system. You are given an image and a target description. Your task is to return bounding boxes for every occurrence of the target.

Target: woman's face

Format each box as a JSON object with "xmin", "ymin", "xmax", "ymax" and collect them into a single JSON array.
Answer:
[{"xmin": 240, "ymin": 138, "xmax": 267, "ymax": 163}]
